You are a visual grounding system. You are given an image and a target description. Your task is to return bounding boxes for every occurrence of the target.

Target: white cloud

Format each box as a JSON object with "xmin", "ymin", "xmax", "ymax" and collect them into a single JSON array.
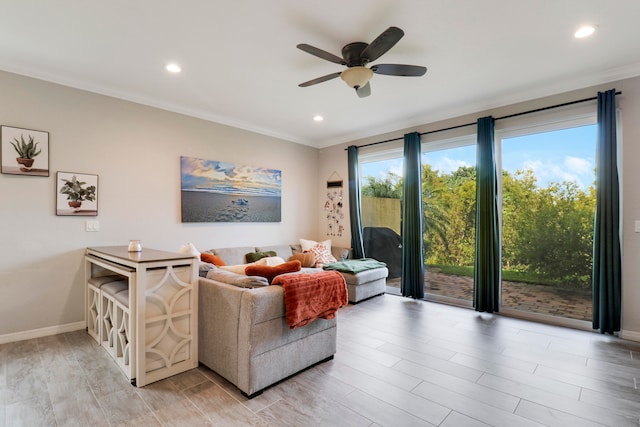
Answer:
[
  {"xmin": 521, "ymin": 156, "xmax": 593, "ymax": 189},
  {"xmin": 564, "ymin": 156, "xmax": 592, "ymax": 175},
  {"xmin": 432, "ymin": 157, "xmax": 471, "ymax": 174}
]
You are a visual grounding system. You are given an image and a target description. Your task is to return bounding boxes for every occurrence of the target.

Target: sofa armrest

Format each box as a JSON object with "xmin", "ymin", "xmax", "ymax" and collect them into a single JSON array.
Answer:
[
  {"xmin": 198, "ymin": 278, "xmax": 245, "ymax": 384},
  {"xmin": 199, "ymin": 274, "xmax": 338, "ymax": 397}
]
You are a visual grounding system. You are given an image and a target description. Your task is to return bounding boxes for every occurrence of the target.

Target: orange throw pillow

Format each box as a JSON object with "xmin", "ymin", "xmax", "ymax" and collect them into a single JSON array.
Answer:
[
  {"xmin": 289, "ymin": 252, "xmax": 317, "ymax": 268},
  {"xmin": 245, "ymin": 260, "xmax": 302, "ymax": 283},
  {"xmin": 200, "ymin": 253, "xmax": 226, "ymax": 267}
]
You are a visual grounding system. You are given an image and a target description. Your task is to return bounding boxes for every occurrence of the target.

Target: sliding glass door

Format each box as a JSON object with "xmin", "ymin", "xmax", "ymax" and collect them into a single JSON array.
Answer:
[
  {"xmin": 357, "ymin": 117, "xmax": 596, "ymax": 324},
  {"xmin": 421, "ymin": 139, "xmax": 476, "ymax": 305},
  {"xmin": 499, "ymin": 124, "xmax": 596, "ymax": 321},
  {"xmin": 360, "ymin": 153, "xmax": 403, "ymax": 293}
]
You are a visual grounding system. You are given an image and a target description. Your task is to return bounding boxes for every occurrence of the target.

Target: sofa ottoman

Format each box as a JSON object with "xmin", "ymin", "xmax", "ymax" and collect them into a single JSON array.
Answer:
[{"xmin": 340, "ymin": 267, "xmax": 388, "ymax": 303}]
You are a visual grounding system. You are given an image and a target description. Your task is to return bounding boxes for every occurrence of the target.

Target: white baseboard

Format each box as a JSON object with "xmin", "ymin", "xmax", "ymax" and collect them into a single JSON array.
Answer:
[
  {"xmin": 0, "ymin": 321, "xmax": 86, "ymax": 344},
  {"xmin": 620, "ymin": 329, "xmax": 640, "ymax": 343}
]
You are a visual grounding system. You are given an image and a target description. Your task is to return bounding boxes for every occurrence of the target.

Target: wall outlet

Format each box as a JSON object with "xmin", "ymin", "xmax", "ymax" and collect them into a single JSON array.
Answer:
[{"xmin": 85, "ymin": 220, "xmax": 100, "ymax": 232}]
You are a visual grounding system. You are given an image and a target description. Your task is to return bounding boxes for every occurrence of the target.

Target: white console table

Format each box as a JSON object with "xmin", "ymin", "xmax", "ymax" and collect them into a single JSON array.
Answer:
[{"xmin": 85, "ymin": 246, "xmax": 198, "ymax": 387}]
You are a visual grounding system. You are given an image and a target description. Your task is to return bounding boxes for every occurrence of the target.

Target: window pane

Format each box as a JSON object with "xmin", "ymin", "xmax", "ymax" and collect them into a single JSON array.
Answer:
[
  {"xmin": 500, "ymin": 125, "xmax": 595, "ymax": 321},
  {"xmin": 422, "ymin": 143, "xmax": 476, "ymax": 304}
]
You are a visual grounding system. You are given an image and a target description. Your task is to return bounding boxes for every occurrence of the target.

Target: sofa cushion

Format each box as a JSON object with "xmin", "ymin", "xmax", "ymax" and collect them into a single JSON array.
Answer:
[
  {"xmin": 213, "ymin": 246, "xmax": 256, "ymax": 265},
  {"xmin": 245, "ymin": 260, "xmax": 302, "ymax": 283},
  {"xmin": 199, "ymin": 262, "xmax": 217, "ymax": 277},
  {"xmin": 332, "ymin": 246, "xmax": 351, "ymax": 261},
  {"xmin": 206, "ymin": 269, "xmax": 269, "ymax": 288}
]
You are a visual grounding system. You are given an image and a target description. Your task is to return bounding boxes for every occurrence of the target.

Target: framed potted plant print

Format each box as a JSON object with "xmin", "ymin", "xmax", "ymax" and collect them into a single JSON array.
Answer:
[
  {"xmin": 56, "ymin": 171, "xmax": 98, "ymax": 216},
  {"xmin": 1, "ymin": 125, "xmax": 49, "ymax": 176}
]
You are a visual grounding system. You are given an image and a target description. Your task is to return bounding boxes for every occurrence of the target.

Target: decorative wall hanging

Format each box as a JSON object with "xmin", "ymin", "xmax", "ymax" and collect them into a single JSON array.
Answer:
[
  {"xmin": 324, "ymin": 172, "xmax": 344, "ymax": 236},
  {"xmin": 56, "ymin": 171, "xmax": 98, "ymax": 216},
  {"xmin": 1, "ymin": 125, "xmax": 49, "ymax": 176},
  {"xmin": 180, "ymin": 156, "xmax": 281, "ymax": 223}
]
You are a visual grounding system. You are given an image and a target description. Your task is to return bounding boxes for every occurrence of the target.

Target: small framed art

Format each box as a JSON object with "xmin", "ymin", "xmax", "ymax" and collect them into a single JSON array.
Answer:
[
  {"xmin": 1, "ymin": 125, "xmax": 49, "ymax": 176},
  {"xmin": 56, "ymin": 172, "xmax": 98, "ymax": 216}
]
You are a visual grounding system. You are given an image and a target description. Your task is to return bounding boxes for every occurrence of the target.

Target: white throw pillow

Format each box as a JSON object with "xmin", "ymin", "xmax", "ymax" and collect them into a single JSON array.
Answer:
[
  {"xmin": 219, "ymin": 264, "xmax": 249, "ymax": 275},
  {"xmin": 178, "ymin": 243, "xmax": 200, "ymax": 258},
  {"xmin": 300, "ymin": 238, "xmax": 331, "ymax": 252},
  {"xmin": 262, "ymin": 256, "xmax": 286, "ymax": 266}
]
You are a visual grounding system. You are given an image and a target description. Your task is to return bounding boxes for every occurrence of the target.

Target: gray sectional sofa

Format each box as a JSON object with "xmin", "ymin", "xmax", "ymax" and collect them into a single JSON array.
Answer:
[
  {"xmin": 197, "ymin": 243, "xmax": 388, "ymax": 397},
  {"xmin": 197, "ymin": 244, "xmax": 348, "ymax": 397}
]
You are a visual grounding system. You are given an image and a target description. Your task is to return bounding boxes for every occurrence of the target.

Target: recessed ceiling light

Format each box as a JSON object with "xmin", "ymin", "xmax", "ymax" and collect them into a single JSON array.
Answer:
[
  {"xmin": 313, "ymin": 115, "xmax": 324, "ymax": 122},
  {"xmin": 574, "ymin": 25, "xmax": 596, "ymax": 39},
  {"xmin": 166, "ymin": 63, "xmax": 182, "ymax": 73}
]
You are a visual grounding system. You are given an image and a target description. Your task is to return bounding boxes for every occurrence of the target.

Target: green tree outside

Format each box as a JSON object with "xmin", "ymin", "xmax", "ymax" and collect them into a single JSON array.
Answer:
[{"xmin": 362, "ymin": 164, "xmax": 595, "ymax": 290}]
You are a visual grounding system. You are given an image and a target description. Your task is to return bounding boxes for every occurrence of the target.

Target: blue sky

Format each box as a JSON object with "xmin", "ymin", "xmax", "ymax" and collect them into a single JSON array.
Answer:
[
  {"xmin": 181, "ymin": 156, "xmax": 281, "ymax": 196},
  {"xmin": 361, "ymin": 124, "xmax": 596, "ymax": 190}
]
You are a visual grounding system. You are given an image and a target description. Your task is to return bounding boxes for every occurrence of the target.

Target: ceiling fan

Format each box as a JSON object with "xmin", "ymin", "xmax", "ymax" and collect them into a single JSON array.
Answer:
[{"xmin": 297, "ymin": 26, "xmax": 427, "ymax": 98}]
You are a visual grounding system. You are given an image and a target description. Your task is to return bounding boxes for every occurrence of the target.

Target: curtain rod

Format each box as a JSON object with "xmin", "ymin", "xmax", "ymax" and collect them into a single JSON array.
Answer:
[{"xmin": 346, "ymin": 90, "xmax": 622, "ymax": 150}]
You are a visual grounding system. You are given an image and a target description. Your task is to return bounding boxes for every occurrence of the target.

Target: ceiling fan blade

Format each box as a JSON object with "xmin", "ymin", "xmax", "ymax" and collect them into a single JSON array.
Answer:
[
  {"xmin": 297, "ymin": 44, "xmax": 346, "ymax": 65},
  {"xmin": 356, "ymin": 81, "xmax": 371, "ymax": 98},
  {"xmin": 360, "ymin": 26, "xmax": 404, "ymax": 63},
  {"xmin": 371, "ymin": 64, "xmax": 427, "ymax": 76},
  {"xmin": 298, "ymin": 72, "xmax": 342, "ymax": 87}
]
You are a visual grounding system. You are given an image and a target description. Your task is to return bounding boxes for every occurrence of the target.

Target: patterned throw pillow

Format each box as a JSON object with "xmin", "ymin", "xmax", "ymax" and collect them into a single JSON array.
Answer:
[
  {"xmin": 308, "ymin": 243, "xmax": 337, "ymax": 266},
  {"xmin": 300, "ymin": 238, "xmax": 331, "ymax": 252}
]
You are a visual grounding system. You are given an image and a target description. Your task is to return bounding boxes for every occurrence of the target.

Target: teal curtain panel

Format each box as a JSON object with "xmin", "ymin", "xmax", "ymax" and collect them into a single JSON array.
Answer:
[
  {"xmin": 401, "ymin": 132, "xmax": 425, "ymax": 299},
  {"xmin": 473, "ymin": 116, "xmax": 501, "ymax": 313},
  {"xmin": 592, "ymin": 89, "xmax": 621, "ymax": 334}
]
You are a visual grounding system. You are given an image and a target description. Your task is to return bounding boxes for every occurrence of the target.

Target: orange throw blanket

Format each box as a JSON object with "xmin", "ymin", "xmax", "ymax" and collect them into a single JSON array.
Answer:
[{"xmin": 272, "ymin": 271, "xmax": 348, "ymax": 329}]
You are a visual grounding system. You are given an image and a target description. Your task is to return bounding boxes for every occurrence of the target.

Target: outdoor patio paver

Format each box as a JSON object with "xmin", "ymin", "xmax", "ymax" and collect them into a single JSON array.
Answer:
[{"xmin": 387, "ymin": 271, "xmax": 592, "ymax": 322}]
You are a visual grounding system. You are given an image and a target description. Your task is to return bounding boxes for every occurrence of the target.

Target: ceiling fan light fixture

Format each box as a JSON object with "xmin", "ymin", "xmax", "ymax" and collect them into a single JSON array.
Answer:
[
  {"xmin": 574, "ymin": 25, "xmax": 596, "ymax": 38},
  {"xmin": 166, "ymin": 63, "xmax": 182, "ymax": 73},
  {"xmin": 341, "ymin": 66, "xmax": 373, "ymax": 89}
]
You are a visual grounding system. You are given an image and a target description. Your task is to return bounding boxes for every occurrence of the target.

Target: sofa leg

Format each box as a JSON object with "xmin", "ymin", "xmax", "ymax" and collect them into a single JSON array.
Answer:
[
  {"xmin": 242, "ymin": 390, "xmax": 264, "ymax": 399},
  {"xmin": 349, "ymin": 292, "xmax": 385, "ymax": 304}
]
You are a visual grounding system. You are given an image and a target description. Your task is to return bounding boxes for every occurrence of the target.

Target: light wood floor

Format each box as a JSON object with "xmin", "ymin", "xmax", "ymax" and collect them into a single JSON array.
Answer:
[{"xmin": 2, "ymin": 294, "xmax": 640, "ymax": 426}]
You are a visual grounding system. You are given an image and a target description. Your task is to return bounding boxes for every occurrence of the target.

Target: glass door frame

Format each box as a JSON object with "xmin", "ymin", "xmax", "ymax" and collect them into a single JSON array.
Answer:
[{"xmin": 495, "ymin": 112, "xmax": 597, "ymax": 330}]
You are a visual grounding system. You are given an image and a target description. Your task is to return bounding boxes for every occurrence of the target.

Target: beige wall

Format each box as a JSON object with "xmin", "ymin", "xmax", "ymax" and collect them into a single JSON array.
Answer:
[
  {"xmin": 0, "ymin": 70, "xmax": 320, "ymax": 338},
  {"xmin": 319, "ymin": 76, "xmax": 640, "ymax": 341}
]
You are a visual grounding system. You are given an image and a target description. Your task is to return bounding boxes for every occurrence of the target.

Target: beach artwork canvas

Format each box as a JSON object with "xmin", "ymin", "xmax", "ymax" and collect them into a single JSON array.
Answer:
[{"xmin": 180, "ymin": 156, "xmax": 281, "ymax": 222}]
